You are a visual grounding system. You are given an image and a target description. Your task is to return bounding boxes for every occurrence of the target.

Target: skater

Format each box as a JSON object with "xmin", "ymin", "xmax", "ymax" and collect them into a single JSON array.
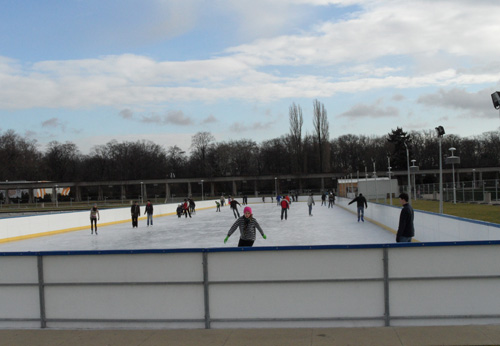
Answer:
[
  {"xmin": 220, "ymin": 195, "xmax": 225, "ymax": 207},
  {"xmin": 182, "ymin": 199, "xmax": 191, "ymax": 218},
  {"xmin": 230, "ymin": 198, "xmax": 241, "ymax": 218},
  {"xmin": 328, "ymin": 193, "xmax": 335, "ymax": 208},
  {"xmin": 215, "ymin": 200, "xmax": 221, "ymax": 212},
  {"xmin": 396, "ymin": 193, "xmax": 414, "ymax": 243},
  {"xmin": 131, "ymin": 201, "xmax": 140, "ymax": 228},
  {"xmin": 90, "ymin": 203, "xmax": 100, "ymax": 234},
  {"xmin": 348, "ymin": 193, "xmax": 368, "ymax": 222},
  {"xmin": 242, "ymin": 195, "xmax": 248, "ymax": 205},
  {"xmin": 321, "ymin": 192, "xmax": 327, "ymax": 206},
  {"xmin": 189, "ymin": 198, "xmax": 196, "ymax": 214},
  {"xmin": 176, "ymin": 204, "xmax": 183, "ymax": 218},
  {"xmin": 224, "ymin": 206, "xmax": 267, "ymax": 247},
  {"xmin": 144, "ymin": 200, "xmax": 154, "ymax": 226},
  {"xmin": 276, "ymin": 194, "xmax": 281, "ymax": 206},
  {"xmin": 307, "ymin": 193, "xmax": 315, "ymax": 216},
  {"xmin": 280, "ymin": 196, "xmax": 290, "ymax": 220}
]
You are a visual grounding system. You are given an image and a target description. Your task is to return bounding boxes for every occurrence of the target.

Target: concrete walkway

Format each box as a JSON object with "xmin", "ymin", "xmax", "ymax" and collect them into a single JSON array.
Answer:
[{"xmin": 2, "ymin": 325, "xmax": 500, "ymax": 345}]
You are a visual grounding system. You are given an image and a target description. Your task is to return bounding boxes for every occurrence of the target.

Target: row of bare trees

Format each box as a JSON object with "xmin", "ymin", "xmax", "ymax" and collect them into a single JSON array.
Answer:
[{"xmin": 0, "ymin": 100, "xmax": 499, "ymax": 183}]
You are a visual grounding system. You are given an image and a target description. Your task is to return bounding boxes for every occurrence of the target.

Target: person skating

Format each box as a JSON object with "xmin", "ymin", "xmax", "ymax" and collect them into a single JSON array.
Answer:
[
  {"xmin": 144, "ymin": 200, "xmax": 154, "ymax": 226},
  {"xmin": 90, "ymin": 203, "xmax": 100, "ymax": 234},
  {"xmin": 189, "ymin": 198, "xmax": 196, "ymax": 214},
  {"xmin": 131, "ymin": 201, "xmax": 140, "ymax": 228},
  {"xmin": 321, "ymin": 192, "xmax": 327, "ymax": 206},
  {"xmin": 396, "ymin": 193, "xmax": 415, "ymax": 242},
  {"xmin": 348, "ymin": 193, "xmax": 368, "ymax": 222},
  {"xmin": 229, "ymin": 198, "xmax": 241, "ymax": 218},
  {"xmin": 328, "ymin": 193, "xmax": 335, "ymax": 208},
  {"xmin": 307, "ymin": 193, "xmax": 315, "ymax": 216},
  {"xmin": 215, "ymin": 200, "xmax": 221, "ymax": 212},
  {"xmin": 280, "ymin": 197, "xmax": 290, "ymax": 220},
  {"xmin": 176, "ymin": 204, "xmax": 183, "ymax": 218},
  {"xmin": 183, "ymin": 199, "xmax": 191, "ymax": 218},
  {"xmin": 224, "ymin": 206, "xmax": 267, "ymax": 247},
  {"xmin": 220, "ymin": 195, "xmax": 225, "ymax": 207}
]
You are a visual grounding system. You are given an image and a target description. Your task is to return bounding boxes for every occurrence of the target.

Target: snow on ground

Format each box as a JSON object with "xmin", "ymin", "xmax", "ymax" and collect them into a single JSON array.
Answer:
[{"xmin": 0, "ymin": 202, "xmax": 396, "ymax": 252}]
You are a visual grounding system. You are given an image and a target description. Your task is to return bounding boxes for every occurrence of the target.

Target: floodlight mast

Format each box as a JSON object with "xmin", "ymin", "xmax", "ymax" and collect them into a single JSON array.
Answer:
[
  {"xmin": 435, "ymin": 126, "xmax": 445, "ymax": 214},
  {"xmin": 401, "ymin": 135, "xmax": 411, "ymax": 203}
]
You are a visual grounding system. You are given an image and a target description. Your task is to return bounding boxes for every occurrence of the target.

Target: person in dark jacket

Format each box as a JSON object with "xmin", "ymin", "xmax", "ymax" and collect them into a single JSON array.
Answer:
[
  {"xmin": 90, "ymin": 203, "xmax": 100, "ymax": 235},
  {"xmin": 396, "ymin": 193, "xmax": 414, "ymax": 242},
  {"xmin": 224, "ymin": 206, "xmax": 267, "ymax": 247},
  {"xmin": 144, "ymin": 200, "xmax": 153, "ymax": 226},
  {"xmin": 131, "ymin": 201, "xmax": 140, "ymax": 228},
  {"xmin": 348, "ymin": 193, "xmax": 368, "ymax": 222},
  {"xmin": 176, "ymin": 204, "xmax": 183, "ymax": 218},
  {"xmin": 229, "ymin": 198, "xmax": 241, "ymax": 218}
]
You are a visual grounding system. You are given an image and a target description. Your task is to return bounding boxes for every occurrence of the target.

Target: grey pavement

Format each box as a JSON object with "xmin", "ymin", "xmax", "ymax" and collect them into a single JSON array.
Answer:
[{"xmin": 2, "ymin": 325, "xmax": 500, "ymax": 345}]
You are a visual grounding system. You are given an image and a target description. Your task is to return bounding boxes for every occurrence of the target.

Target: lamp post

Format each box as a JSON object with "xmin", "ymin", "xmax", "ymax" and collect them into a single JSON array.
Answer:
[
  {"xmin": 140, "ymin": 182, "xmax": 144, "ymax": 204},
  {"xmin": 372, "ymin": 159, "xmax": 378, "ymax": 202},
  {"xmin": 201, "ymin": 180, "xmax": 204, "ymax": 200},
  {"xmin": 387, "ymin": 156, "xmax": 393, "ymax": 206},
  {"xmin": 472, "ymin": 169, "xmax": 476, "ymax": 202},
  {"xmin": 435, "ymin": 126, "xmax": 445, "ymax": 214},
  {"xmin": 410, "ymin": 159, "xmax": 419, "ymax": 201},
  {"xmin": 55, "ymin": 184, "xmax": 58, "ymax": 208},
  {"xmin": 446, "ymin": 147, "xmax": 460, "ymax": 204},
  {"xmin": 401, "ymin": 136, "xmax": 412, "ymax": 203},
  {"xmin": 274, "ymin": 177, "xmax": 277, "ymax": 198}
]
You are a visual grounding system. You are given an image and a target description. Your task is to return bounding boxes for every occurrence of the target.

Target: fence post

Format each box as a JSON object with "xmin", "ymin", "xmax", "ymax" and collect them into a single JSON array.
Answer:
[
  {"xmin": 37, "ymin": 256, "xmax": 47, "ymax": 328},
  {"xmin": 383, "ymin": 248, "xmax": 390, "ymax": 326}
]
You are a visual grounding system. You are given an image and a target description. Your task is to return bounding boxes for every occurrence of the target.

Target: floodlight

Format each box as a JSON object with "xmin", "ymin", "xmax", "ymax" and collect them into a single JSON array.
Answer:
[
  {"xmin": 491, "ymin": 91, "xmax": 500, "ymax": 109},
  {"xmin": 435, "ymin": 126, "xmax": 445, "ymax": 137}
]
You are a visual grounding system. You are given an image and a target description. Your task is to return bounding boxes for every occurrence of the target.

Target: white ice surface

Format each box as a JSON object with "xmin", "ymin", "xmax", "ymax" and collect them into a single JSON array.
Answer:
[{"xmin": 0, "ymin": 202, "xmax": 396, "ymax": 252}]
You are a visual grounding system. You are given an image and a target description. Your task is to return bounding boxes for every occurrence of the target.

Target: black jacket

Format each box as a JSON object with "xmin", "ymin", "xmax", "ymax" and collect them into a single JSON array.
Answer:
[
  {"xmin": 397, "ymin": 203, "xmax": 415, "ymax": 239},
  {"xmin": 348, "ymin": 195, "xmax": 367, "ymax": 208}
]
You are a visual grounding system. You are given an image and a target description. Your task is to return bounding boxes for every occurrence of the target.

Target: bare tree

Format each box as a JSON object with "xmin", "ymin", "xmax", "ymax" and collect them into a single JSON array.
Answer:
[
  {"xmin": 289, "ymin": 103, "xmax": 303, "ymax": 173},
  {"xmin": 190, "ymin": 131, "xmax": 215, "ymax": 177},
  {"xmin": 313, "ymin": 99, "xmax": 330, "ymax": 172}
]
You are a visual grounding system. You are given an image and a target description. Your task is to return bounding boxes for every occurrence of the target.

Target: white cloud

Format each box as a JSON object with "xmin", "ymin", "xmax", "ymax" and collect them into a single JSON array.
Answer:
[{"xmin": 338, "ymin": 99, "xmax": 399, "ymax": 118}]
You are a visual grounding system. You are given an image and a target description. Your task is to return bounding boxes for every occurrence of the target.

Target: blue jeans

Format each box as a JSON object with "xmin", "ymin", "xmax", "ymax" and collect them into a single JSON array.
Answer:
[
  {"xmin": 308, "ymin": 205, "xmax": 313, "ymax": 215},
  {"xmin": 357, "ymin": 207, "xmax": 364, "ymax": 221},
  {"xmin": 147, "ymin": 214, "xmax": 153, "ymax": 225}
]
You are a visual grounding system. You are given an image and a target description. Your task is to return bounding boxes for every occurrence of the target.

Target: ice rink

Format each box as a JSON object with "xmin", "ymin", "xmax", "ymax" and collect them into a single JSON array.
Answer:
[{"xmin": 0, "ymin": 201, "xmax": 396, "ymax": 252}]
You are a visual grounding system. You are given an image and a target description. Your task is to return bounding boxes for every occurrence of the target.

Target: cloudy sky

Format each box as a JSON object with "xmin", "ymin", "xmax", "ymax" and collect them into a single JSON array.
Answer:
[{"xmin": 1, "ymin": 0, "xmax": 500, "ymax": 154}]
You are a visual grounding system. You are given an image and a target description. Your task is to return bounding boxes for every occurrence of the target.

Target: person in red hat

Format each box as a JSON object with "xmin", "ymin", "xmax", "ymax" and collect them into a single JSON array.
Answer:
[{"xmin": 224, "ymin": 206, "xmax": 267, "ymax": 247}]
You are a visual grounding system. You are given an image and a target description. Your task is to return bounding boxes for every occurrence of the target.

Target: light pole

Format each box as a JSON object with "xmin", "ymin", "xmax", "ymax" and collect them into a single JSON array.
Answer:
[
  {"xmin": 201, "ymin": 180, "xmax": 204, "ymax": 200},
  {"xmin": 140, "ymin": 182, "xmax": 144, "ymax": 204},
  {"xmin": 387, "ymin": 156, "xmax": 393, "ymax": 205},
  {"xmin": 435, "ymin": 126, "xmax": 445, "ymax": 213},
  {"xmin": 472, "ymin": 169, "xmax": 476, "ymax": 202},
  {"xmin": 274, "ymin": 177, "xmax": 277, "ymax": 198},
  {"xmin": 446, "ymin": 147, "xmax": 460, "ymax": 204},
  {"xmin": 55, "ymin": 184, "xmax": 58, "ymax": 208},
  {"xmin": 401, "ymin": 136, "xmax": 412, "ymax": 203},
  {"xmin": 410, "ymin": 159, "xmax": 419, "ymax": 201},
  {"xmin": 372, "ymin": 159, "xmax": 378, "ymax": 202}
]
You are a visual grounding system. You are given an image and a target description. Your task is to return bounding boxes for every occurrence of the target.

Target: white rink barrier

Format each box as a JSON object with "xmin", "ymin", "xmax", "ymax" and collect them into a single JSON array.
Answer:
[
  {"xmin": 2, "ymin": 242, "xmax": 500, "ymax": 329},
  {"xmin": 0, "ymin": 200, "xmax": 219, "ymax": 242},
  {"xmin": 337, "ymin": 197, "xmax": 500, "ymax": 242}
]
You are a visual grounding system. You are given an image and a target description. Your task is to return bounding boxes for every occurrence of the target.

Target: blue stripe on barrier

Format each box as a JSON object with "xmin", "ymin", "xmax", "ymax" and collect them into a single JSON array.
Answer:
[{"xmin": 2, "ymin": 240, "xmax": 500, "ymax": 256}]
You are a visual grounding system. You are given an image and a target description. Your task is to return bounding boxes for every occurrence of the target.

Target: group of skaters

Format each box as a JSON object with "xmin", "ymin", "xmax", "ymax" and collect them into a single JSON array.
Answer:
[
  {"xmin": 89, "ymin": 199, "xmax": 155, "ymax": 234},
  {"xmin": 176, "ymin": 198, "xmax": 196, "ymax": 218},
  {"xmin": 131, "ymin": 200, "xmax": 154, "ymax": 227}
]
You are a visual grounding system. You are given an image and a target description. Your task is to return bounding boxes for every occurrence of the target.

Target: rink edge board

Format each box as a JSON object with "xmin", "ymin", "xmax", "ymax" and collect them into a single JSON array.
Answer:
[
  {"xmin": 2, "ymin": 240, "xmax": 500, "ymax": 256},
  {"xmin": 0, "ymin": 206, "xmax": 213, "ymax": 245}
]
